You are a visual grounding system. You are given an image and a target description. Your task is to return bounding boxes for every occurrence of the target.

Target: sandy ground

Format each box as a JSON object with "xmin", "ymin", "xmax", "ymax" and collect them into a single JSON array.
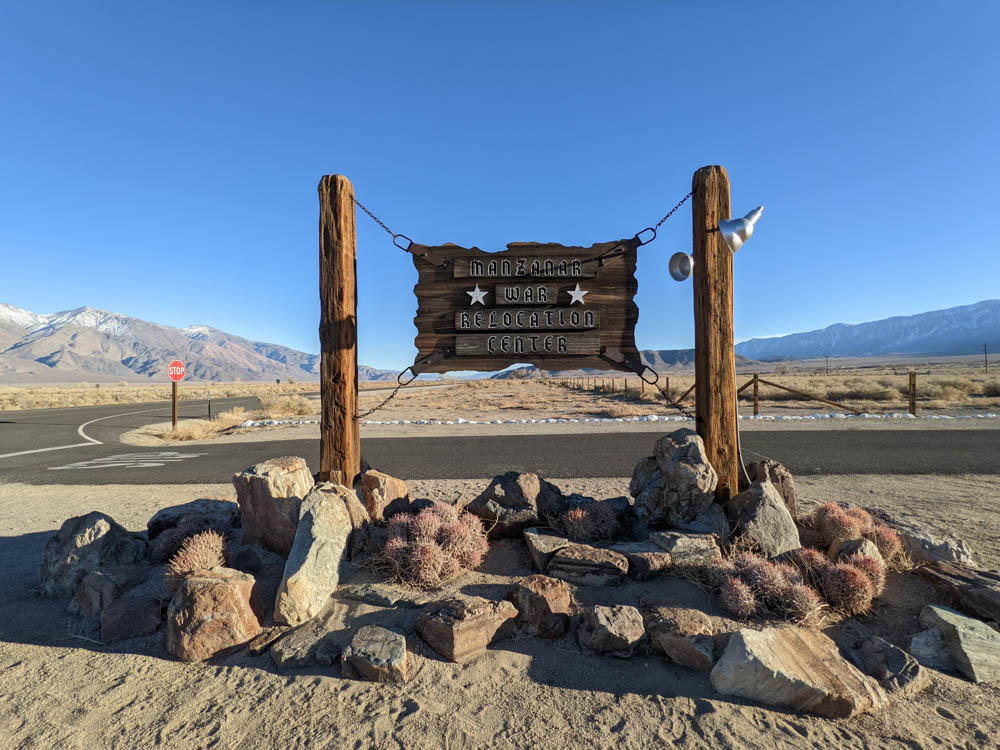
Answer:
[{"xmin": 1, "ymin": 474, "xmax": 999, "ymax": 749}]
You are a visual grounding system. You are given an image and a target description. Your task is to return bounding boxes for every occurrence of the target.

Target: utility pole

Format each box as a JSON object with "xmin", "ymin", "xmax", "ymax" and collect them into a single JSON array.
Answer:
[
  {"xmin": 985, "ymin": 343, "xmax": 989, "ymax": 374},
  {"xmin": 825, "ymin": 355, "xmax": 830, "ymax": 375}
]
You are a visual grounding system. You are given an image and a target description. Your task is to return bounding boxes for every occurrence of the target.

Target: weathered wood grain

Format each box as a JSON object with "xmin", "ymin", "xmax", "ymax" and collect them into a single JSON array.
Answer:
[
  {"xmin": 692, "ymin": 166, "xmax": 738, "ymax": 501},
  {"xmin": 411, "ymin": 240, "xmax": 639, "ymax": 373},
  {"xmin": 318, "ymin": 175, "xmax": 360, "ymax": 485}
]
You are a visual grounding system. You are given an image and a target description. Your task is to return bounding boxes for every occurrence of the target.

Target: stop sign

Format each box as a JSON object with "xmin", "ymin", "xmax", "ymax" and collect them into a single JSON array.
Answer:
[{"xmin": 167, "ymin": 360, "xmax": 186, "ymax": 382}]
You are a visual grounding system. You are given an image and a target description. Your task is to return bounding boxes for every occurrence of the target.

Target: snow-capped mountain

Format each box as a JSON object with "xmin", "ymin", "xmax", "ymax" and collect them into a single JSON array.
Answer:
[
  {"xmin": 735, "ymin": 300, "xmax": 1000, "ymax": 361},
  {"xmin": 0, "ymin": 303, "xmax": 395, "ymax": 383}
]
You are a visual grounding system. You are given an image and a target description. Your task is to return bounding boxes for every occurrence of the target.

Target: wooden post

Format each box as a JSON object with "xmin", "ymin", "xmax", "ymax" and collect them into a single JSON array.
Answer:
[
  {"xmin": 909, "ymin": 371, "xmax": 917, "ymax": 416},
  {"xmin": 171, "ymin": 381, "xmax": 178, "ymax": 429},
  {"xmin": 753, "ymin": 373, "xmax": 759, "ymax": 417},
  {"xmin": 664, "ymin": 375, "xmax": 670, "ymax": 400},
  {"xmin": 318, "ymin": 174, "xmax": 361, "ymax": 485},
  {"xmin": 692, "ymin": 165, "xmax": 739, "ymax": 501}
]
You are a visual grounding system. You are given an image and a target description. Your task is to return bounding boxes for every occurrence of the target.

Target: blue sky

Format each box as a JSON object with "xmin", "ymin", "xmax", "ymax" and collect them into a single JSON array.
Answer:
[{"xmin": 2, "ymin": 2, "xmax": 997, "ymax": 370}]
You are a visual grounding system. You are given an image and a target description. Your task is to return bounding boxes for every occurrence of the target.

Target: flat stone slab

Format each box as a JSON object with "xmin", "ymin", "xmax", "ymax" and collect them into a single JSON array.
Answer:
[
  {"xmin": 711, "ymin": 627, "xmax": 889, "ymax": 718},
  {"xmin": 909, "ymin": 628, "xmax": 957, "ymax": 673},
  {"xmin": 609, "ymin": 542, "xmax": 673, "ymax": 581},
  {"xmin": 919, "ymin": 604, "xmax": 1000, "ymax": 683},
  {"xmin": 644, "ymin": 604, "xmax": 716, "ymax": 671},
  {"xmin": 416, "ymin": 595, "xmax": 517, "ymax": 664},
  {"xmin": 338, "ymin": 583, "xmax": 408, "ymax": 608},
  {"xmin": 523, "ymin": 528, "xmax": 570, "ymax": 572},
  {"xmin": 851, "ymin": 635, "xmax": 929, "ymax": 696},
  {"xmin": 341, "ymin": 625, "xmax": 408, "ymax": 682},
  {"xmin": 919, "ymin": 562, "xmax": 1000, "ymax": 623},
  {"xmin": 270, "ymin": 601, "xmax": 355, "ymax": 670},
  {"xmin": 648, "ymin": 531, "xmax": 720, "ymax": 566},
  {"xmin": 546, "ymin": 544, "xmax": 628, "ymax": 587}
]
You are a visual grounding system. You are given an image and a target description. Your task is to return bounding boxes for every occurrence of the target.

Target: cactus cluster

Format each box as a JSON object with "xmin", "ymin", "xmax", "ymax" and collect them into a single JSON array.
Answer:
[
  {"xmin": 787, "ymin": 545, "xmax": 887, "ymax": 615},
  {"xmin": 706, "ymin": 553, "xmax": 825, "ymax": 624},
  {"xmin": 166, "ymin": 530, "xmax": 226, "ymax": 587},
  {"xmin": 152, "ymin": 515, "xmax": 231, "ymax": 563},
  {"xmin": 552, "ymin": 501, "xmax": 619, "ymax": 542},
  {"xmin": 808, "ymin": 502, "xmax": 906, "ymax": 567},
  {"xmin": 378, "ymin": 504, "xmax": 489, "ymax": 588}
]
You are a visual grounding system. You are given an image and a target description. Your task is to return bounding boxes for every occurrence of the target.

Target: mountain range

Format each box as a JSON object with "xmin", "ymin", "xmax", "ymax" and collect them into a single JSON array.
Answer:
[
  {"xmin": 734, "ymin": 299, "xmax": 1000, "ymax": 361},
  {"xmin": 1, "ymin": 298, "xmax": 996, "ymax": 384}
]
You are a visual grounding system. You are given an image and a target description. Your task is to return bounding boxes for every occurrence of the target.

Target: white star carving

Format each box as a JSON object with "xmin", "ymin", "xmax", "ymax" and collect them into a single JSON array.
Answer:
[
  {"xmin": 567, "ymin": 283, "xmax": 589, "ymax": 305},
  {"xmin": 466, "ymin": 284, "xmax": 488, "ymax": 306}
]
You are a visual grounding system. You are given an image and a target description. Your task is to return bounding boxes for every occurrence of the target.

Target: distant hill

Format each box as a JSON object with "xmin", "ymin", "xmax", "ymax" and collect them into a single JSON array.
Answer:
[
  {"xmin": 735, "ymin": 299, "xmax": 1000, "ymax": 361},
  {"xmin": 0, "ymin": 302, "xmax": 392, "ymax": 383}
]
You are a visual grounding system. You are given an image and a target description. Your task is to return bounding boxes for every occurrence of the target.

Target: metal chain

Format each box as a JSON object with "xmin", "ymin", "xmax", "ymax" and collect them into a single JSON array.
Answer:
[
  {"xmin": 353, "ymin": 197, "xmax": 396, "ymax": 239},
  {"xmin": 357, "ymin": 382, "xmax": 405, "ymax": 419},
  {"xmin": 657, "ymin": 387, "xmax": 696, "ymax": 420},
  {"xmin": 653, "ymin": 191, "xmax": 693, "ymax": 231}
]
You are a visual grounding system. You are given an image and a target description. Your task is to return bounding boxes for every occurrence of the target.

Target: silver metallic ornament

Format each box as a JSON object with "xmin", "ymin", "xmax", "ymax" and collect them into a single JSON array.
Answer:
[{"xmin": 718, "ymin": 205, "xmax": 763, "ymax": 253}]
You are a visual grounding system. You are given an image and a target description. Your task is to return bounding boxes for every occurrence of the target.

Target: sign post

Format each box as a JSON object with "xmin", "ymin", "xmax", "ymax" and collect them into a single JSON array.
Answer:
[
  {"xmin": 691, "ymin": 165, "xmax": 739, "ymax": 501},
  {"xmin": 167, "ymin": 359, "xmax": 186, "ymax": 429},
  {"xmin": 318, "ymin": 174, "xmax": 361, "ymax": 485}
]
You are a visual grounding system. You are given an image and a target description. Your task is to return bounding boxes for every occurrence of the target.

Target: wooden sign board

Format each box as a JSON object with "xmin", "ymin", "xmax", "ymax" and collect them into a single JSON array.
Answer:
[{"xmin": 412, "ymin": 240, "xmax": 640, "ymax": 373}]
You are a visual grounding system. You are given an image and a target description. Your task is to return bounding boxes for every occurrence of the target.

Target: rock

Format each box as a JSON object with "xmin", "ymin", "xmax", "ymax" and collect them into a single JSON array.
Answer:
[
  {"xmin": 465, "ymin": 472, "xmax": 565, "ymax": 538},
  {"xmin": 341, "ymin": 625, "xmax": 408, "ymax": 682},
  {"xmin": 232, "ymin": 456, "xmax": 314, "ymax": 557},
  {"xmin": 577, "ymin": 605, "xmax": 646, "ymax": 658},
  {"xmin": 919, "ymin": 561, "xmax": 1000, "ymax": 622},
  {"xmin": 523, "ymin": 527, "xmax": 570, "ymax": 572},
  {"xmin": 358, "ymin": 470, "xmax": 411, "ymax": 522},
  {"xmin": 867, "ymin": 508, "xmax": 976, "ymax": 566},
  {"xmin": 100, "ymin": 595, "xmax": 164, "ymax": 643},
  {"xmin": 505, "ymin": 575, "xmax": 572, "ymax": 638},
  {"xmin": 229, "ymin": 544, "xmax": 285, "ymax": 577},
  {"xmin": 674, "ymin": 503, "xmax": 730, "ymax": 541},
  {"xmin": 247, "ymin": 626, "xmax": 291, "ymax": 656},
  {"xmin": 919, "ymin": 604, "xmax": 1000, "ymax": 683},
  {"xmin": 40, "ymin": 512, "xmax": 141, "ymax": 598},
  {"xmin": 270, "ymin": 601, "xmax": 355, "ymax": 670},
  {"xmin": 546, "ymin": 544, "xmax": 628, "ymax": 586},
  {"xmin": 608, "ymin": 541, "xmax": 673, "ymax": 581},
  {"xmin": 415, "ymin": 595, "xmax": 518, "ymax": 663},
  {"xmin": 274, "ymin": 483, "xmax": 353, "ymax": 627},
  {"xmin": 629, "ymin": 429, "xmax": 718, "ymax": 528},
  {"xmin": 166, "ymin": 567, "xmax": 261, "ymax": 662},
  {"xmin": 71, "ymin": 565, "xmax": 149, "ymax": 617},
  {"xmin": 829, "ymin": 538, "xmax": 884, "ymax": 566},
  {"xmin": 648, "ymin": 531, "xmax": 721, "ymax": 566},
  {"xmin": 147, "ymin": 499, "xmax": 238, "ymax": 540},
  {"xmin": 710, "ymin": 627, "xmax": 888, "ymax": 718},
  {"xmin": 644, "ymin": 605, "xmax": 716, "ymax": 671},
  {"xmin": 339, "ymin": 484, "xmax": 378, "ymax": 561},
  {"xmin": 909, "ymin": 628, "xmax": 957, "ymax": 673},
  {"xmin": 339, "ymin": 583, "xmax": 406, "ymax": 608},
  {"xmin": 725, "ymin": 480, "xmax": 800, "ymax": 558},
  {"xmin": 851, "ymin": 636, "xmax": 929, "ymax": 696},
  {"xmin": 745, "ymin": 459, "xmax": 797, "ymax": 518}
]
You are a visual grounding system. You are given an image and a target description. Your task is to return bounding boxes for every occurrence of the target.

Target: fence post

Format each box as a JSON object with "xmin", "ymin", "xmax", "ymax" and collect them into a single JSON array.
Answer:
[
  {"xmin": 753, "ymin": 373, "xmax": 759, "ymax": 416},
  {"xmin": 692, "ymin": 165, "xmax": 739, "ymax": 501},
  {"xmin": 909, "ymin": 371, "xmax": 917, "ymax": 416},
  {"xmin": 664, "ymin": 375, "xmax": 670, "ymax": 400},
  {"xmin": 318, "ymin": 174, "xmax": 361, "ymax": 486}
]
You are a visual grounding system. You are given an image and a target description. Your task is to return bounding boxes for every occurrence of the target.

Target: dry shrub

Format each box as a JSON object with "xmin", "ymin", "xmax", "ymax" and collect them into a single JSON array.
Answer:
[
  {"xmin": 256, "ymin": 393, "xmax": 315, "ymax": 417},
  {"xmin": 982, "ymin": 379, "xmax": 1000, "ymax": 397},
  {"xmin": 375, "ymin": 504, "xmax": 488, "ymax": 588},
  {"xmin": 166, "ymin": 530, "xmax": 226, "ymax": 588}
]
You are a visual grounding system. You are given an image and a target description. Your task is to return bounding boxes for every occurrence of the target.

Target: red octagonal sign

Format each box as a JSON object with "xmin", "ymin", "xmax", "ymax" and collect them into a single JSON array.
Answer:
[{"xmin": 167, "ymin": 360, "xmax": 186, "ymax": 382}]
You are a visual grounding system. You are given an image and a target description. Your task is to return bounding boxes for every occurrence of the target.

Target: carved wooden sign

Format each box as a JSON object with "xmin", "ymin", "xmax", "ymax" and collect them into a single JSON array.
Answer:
[{"xmin": 411, "ymin": 240, "xmax": 640, "ymax": 373}]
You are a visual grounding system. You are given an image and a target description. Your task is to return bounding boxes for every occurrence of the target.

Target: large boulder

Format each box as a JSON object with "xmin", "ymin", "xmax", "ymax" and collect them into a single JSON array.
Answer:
[
  {"xmin": 40, "ymin": 512, "xmax": 141, "ymax": 598},
  {"xmin": 546, "ymin": 544, "xmax": 628, "ymax": 586},
  {"xmin": 648, "ymin": 531, "xmax": 721, "ymax": 566},
  {"xmin": 232, "ymin": 456, "xmax": 314, "ymax": 557},
  {"xmin": 644, "ymin": 605, "xmax": 716, "ymax": 671},
  {"xmin": 274, "ymin": 483, "xmax": 353, "ymax": 627},
  {"xmin": 629, "ymin": 429, "xmax": 718, "ymax": 528},
  {"xmin": 341, "ymin": 625, "xmax": 408, "ymax": 683},
  {"xmin": 744, "ymin": 459, "xmax": 797, "ymax": 518},
  {"xmin": 357, "ymin": 470, "xmax": 411, "ymax": 522},
  {"xmin": 505, "ymin": 575, "xmax": 572, "ymax": 638},
  {"xmin": 711, "ymin": 627, "xmax": 888, "ymax": 718},
  {"xmin": 101, "ymin": 595, "xmax": 165, "ymax": 644},
  {"xmin": 416, "ymin": 595, "xmax": 517, "ymax": 663},
  {"xmin": 850, "ymin": 635, "xmax": 929, "ymax": 696},
  {"xmin": 724, "ymin": 480, "xmax": 800, "ymax": 558},
  {"xmin": 465, "ymin": 472, "xmax": 565, "ymax": 538},
  {"xmin": 919, "ymin": 604, "xmax": 1000, "ymax": 683},
  {"xmin": 577, "ymin": 605, "xmax": 646, "ymax": 658},
  {"xmin": 166, "ymin": 567, "xmax": 261, "ymax": 662},
  {"xmin": 71, "ymin": 565, "xmax": 149, "ymax": 617}
]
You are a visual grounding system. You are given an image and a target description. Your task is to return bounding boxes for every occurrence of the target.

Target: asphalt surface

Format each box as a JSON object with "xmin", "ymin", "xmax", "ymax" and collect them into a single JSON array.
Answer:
[{"xmin": 1, "ymin": 399, "xmax": 998, "ymax": 485}]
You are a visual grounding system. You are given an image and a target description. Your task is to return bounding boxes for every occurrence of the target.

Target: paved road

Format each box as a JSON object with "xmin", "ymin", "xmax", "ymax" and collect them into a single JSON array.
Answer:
[{"xmin": 1, "ymin": 400, "xmax": 998, "ymax": 484}]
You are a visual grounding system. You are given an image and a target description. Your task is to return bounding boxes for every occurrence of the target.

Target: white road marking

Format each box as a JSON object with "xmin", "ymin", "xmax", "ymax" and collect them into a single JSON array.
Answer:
[
  {"xmin": 49, "ymin": 451, "xmax": 206, "ymax": 471},
  {"xmin": 0, "ymin": 405, "xmax": 174, "ymax": 460}
]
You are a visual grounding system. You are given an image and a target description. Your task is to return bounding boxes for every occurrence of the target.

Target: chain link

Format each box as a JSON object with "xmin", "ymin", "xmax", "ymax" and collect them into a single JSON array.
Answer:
[
  {"xmin": 357, "ymin": 382, "xmax": 405, "ymax": 419},
  {"xmin": 653, "ymin": 191, "xmax": 693, "ymax": 232},
  {"xmin": 657, "ymin": 387, "xmax": 696, "ymax": 420}
]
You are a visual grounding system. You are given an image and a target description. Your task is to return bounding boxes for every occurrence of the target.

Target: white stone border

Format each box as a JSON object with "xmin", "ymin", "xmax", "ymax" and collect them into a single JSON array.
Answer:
[{"xmin": 238, "ymin": 412, "xmax": 1000, "ymax": 429}]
